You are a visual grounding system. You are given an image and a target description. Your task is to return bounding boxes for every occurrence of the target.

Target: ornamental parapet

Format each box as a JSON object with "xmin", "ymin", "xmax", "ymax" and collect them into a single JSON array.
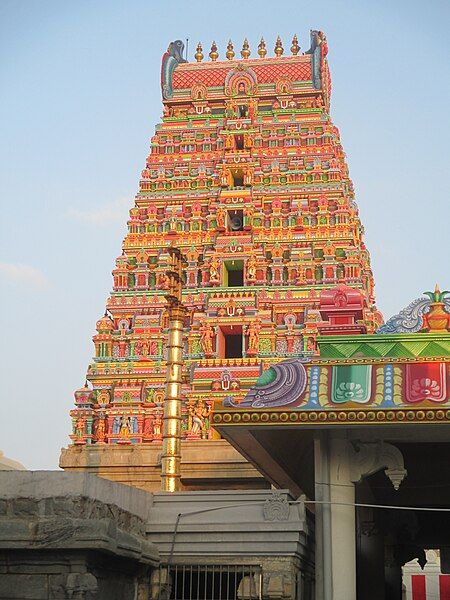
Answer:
[
  {"xmin": 197, "ymin": 357, "xmax": 261, "ymax": 368},
  {"xmin": 213, "ymin": 320, "xmax": 450, "ymax": 429}
]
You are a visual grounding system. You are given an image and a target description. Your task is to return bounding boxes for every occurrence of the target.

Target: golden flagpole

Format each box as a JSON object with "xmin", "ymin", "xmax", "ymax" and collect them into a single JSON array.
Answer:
[{"xmin": 161, "ymin": 247, "xmax": 186, "ymax": 492}]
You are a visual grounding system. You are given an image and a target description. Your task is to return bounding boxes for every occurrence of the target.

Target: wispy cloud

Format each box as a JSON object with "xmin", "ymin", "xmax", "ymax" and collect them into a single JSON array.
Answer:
[
  {"xmin": 0, "ymin": 262, "xmax": 50, "ymax": 290},
  {"xmin": 66, "ymin": 197, "xmax": 131, "ymax": 225}
]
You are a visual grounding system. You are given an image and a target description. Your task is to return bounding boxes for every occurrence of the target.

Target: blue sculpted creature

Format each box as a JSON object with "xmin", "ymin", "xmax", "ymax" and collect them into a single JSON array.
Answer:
[
  {"xmin": 161, "ymin": 40, "xmax": 187, "ymax": 100},
  {"xmin": 306, "ymin": 30, "xmax": 327, "ymax": 90}
]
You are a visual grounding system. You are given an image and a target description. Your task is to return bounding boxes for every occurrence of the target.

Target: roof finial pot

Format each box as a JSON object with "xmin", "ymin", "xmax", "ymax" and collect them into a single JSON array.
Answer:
[
  {"xmin": 226, "ymin": 39, "xmax": 235, "ymax": 60},
  {"xmin": 422, "ymin": 285, "xmax": 450, "ymax": 333},
  {"xmin": 274, "ymin": 36, "xmax": 284, "ymax": 57},
  {"xmin": 241, "ymin": 38, "xmax": 250, "ymax": 59},
  {"xmin": 209, "ymin": 41, "xmax": 218, "ymax": 61},
  {"xmin": 291, "ymin": 34, "xmax": 300, "ymax": 55},
  {"xmin": 258, "ymin": 38, "xmax": 267, "ymax": 58},
  {"xmin": 195, "ymin": 42, "xmax": 203, "ymax": 62}
]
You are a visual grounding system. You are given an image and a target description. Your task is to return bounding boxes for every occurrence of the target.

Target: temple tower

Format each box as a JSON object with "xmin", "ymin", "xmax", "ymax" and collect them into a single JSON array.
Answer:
[{"xmin": 61, "ymin": 33, "xmax": 381, "ymax": 490}]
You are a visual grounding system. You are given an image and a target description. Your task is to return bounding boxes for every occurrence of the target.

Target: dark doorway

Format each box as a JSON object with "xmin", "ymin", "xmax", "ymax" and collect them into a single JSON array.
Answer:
[
  {"xmin": 225, "ymin": 334, "xmax": 242, "ymax": 358},
  {"xmin": 232, "ymin": 174, "xmax": 244, "ymax": 187},
  {"xmin": 227, "ymin": 269, "xmax": 243, "ymax": 287},
  {"xmin": 224, "ymin": 260, "xmax": 244, "ymax": 287},
  {"xmin": 235, "ymin": 135, "xmax": 244, "ymax": 150}
]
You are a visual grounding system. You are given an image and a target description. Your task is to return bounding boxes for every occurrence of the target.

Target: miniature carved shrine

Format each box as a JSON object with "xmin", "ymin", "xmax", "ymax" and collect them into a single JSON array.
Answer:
[{"xmin": 61, "ymin": 33, "xmax": 384, "ymax": 490}]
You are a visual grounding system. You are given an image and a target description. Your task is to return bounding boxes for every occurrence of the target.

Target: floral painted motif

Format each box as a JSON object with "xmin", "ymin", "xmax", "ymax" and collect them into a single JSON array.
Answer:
[
  {"xmin": 331, "ymin": 365, "xmax": 372, "ymax": 404},
  {"xmin": 406, "ymin": 363, "xmax": 447, "ymax": 403},
  {"xmin": 335, "ymin": 382, "xmax": 366, "ymax": 402}
]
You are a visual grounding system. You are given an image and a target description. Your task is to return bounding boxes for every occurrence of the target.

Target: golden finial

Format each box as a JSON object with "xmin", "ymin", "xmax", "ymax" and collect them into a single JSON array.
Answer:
[
  {"xmin": 241, "ymin": 38, "xmax": 250, "ymax": 59},
  {"xmin": 291, "ymin": 34, "xmax": 300, "ymax": 55},
  {"xmin": 226, "ymin": 39, "xmax": 235, "ymax": 60},
  {"xmin": 258, "ymin": 37, "xmax": 267, "ymax": 58},
  {"xmin": 195, "ymin": 42, "xmax": 204, "ymax": 62},
  {"xmin": 209, "ymin": 41, "xmax": 218, "ymax": 61},
  {"xmin": 274, "ymin": 36, "xmax": 284, "ymax": 57}
]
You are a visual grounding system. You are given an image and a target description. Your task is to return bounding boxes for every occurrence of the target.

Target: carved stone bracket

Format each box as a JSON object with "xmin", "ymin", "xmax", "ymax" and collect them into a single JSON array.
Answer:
[{"xmin": 349, "ymin": 441, "xmax": 407, "ymax": 491}]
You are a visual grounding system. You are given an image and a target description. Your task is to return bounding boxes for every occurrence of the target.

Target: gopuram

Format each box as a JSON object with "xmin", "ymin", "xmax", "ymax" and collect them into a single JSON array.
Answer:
[
  {"xmin": 61, "ymin": 32, "xmax": 381, "ymax": 490},
  {"xmin": 54, "ymin": 31, "xmax": 450, "ymax": 600}
]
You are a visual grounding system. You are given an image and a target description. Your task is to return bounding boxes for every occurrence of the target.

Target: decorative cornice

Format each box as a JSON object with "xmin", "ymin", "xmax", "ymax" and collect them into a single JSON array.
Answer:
[{"xmin": 214, "ymin": 407, "xmax": 450, "ymax": 426}]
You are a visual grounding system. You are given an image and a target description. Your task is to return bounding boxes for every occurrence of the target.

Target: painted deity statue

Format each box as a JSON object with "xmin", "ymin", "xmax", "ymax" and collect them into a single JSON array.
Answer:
[
  {"xmin": 153, "ymin": 413, "xmax": 162, "ymax": 437},
  {"xmin": 209, "ymin": 257, "xmax": 220, "ymax": 283},
  {"xmin": 75, "ymin": 417, "xmax": 85, "ymax": 439},
  {"xmin": 95, "ymin": 418, "xmax": 106, "ymax": 443},
  {"xmin": 247, "ymin": 320, "xmax": 261, "ymax": 354},
  {"xmin": 246, "ymin": 256, "xmax": 257, "ymax": 281},
  {"xmin": 119, "ymin": 416, "xmax": 131, "ymax": 438},
  {"xmin": 188, "ymin": 399, "xmax": 211, "ymax": 435},
  {"xmin": 200, "ymin": 321, "xmax": 215, "ymax": 355},
  {"xmin": 216, "ymin": 208, "xmax": 226, "ymax": 229}
]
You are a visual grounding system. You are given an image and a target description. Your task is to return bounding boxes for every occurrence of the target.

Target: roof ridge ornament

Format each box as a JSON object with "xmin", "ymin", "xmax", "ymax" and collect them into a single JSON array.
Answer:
[
  {"xmin": 195, "ymin": 42, "xmax": 203, "ymax": 63},
  {"xmin": 291, "ymin": 34, "xmax": 300, "ymax": 56},
  {"xmin": 209, "ymin": 41, "xmax": 218, "ymax": 62},
  {"xmin": 241, "ymin": 38, "xmax": 250, "ymax": 59},
  {"xmin": 258, "ymin": 38, "xmax": 267, "ymax": 58},
  {"xmin": 226, "ymin": 39, "xmax": 235, "ymax": 60},
  {"xmin": 274, "ymin": 36, "xmax": 284, "ymax": 57}
]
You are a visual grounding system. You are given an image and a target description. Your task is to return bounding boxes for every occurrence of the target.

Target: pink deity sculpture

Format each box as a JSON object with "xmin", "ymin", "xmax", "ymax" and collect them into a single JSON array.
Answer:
[
  {"xmin": 246, "ymin": 256, "xmax": 257, "ymax": 281},
  {"xmin": 246, "ymin": 320, "xmax": 261, "ymax": 355},
  {"xmin": 208, "ymin": 257, "xmax": 220, "ymax": 284},
  {"xmin": 94, "ymin": 418, "xmax": 106, "ymax": 444},
  {"xmin": 199, "ymin": 321, "xmax": 215, "ymax": 356},
  {"xmin": 152, "ymin": 413, "xmax": 163, "ymax": 443}
]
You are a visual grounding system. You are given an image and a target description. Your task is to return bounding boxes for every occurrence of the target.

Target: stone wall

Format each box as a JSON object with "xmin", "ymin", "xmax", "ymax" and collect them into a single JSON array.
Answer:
[
  {"xmin": 146, "ymin": 489, "xmax": 315, "ymax": 599},
  {"xmin": 60, "ymin": 439, "xmax": 267, "ymax": 492},
  {"xmin": 0, "ymin": 472, "xmax": 159, "ymax": 600}
]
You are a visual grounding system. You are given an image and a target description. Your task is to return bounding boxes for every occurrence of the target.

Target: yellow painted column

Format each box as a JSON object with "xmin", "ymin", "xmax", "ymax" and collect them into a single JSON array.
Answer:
[{"xmin": 161, "ymin": 248, "xmax": 186, "ymax": 492}]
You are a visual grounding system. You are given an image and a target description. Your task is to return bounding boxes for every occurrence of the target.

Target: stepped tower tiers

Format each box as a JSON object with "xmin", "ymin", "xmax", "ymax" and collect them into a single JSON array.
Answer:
[{"xmin": 60, "ymin": 33, "xmax": 382, "ymax": 491}]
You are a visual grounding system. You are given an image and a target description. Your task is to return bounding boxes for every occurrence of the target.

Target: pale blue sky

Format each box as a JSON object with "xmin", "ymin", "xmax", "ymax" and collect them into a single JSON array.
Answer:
[{"xmin": 1, "ymin": 0, "xmax": 449, "ymax": 470}]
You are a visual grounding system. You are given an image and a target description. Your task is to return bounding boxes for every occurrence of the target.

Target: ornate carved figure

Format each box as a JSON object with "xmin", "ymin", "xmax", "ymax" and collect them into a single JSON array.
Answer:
[
  {"xmin": 199, "ymin": 321, "xmax": 215, "ymax": 355},
  {"xmin": 119, "ymin": 416, "xmax": 131, "ymax": 438},
  {"xmin": 75, "ymin": 417, "xmax": 85, "ymax": 438},
  {"xmin": 209, "ymin": 257, "xmax": 220, "ymax": 283},
  {"xmin": 94, "ymin": 418, "xmax": 106, "ymax": 443},
  {"xmin": 247, "ymin": 320, "xmax": 261, "ymax": 354},
  {"xmin": 246, "ymin": 256, "xmax": 257, "ymax": 281},
  {"xmin": 187, "ymin": 399, "xmax": 211, "ymax": 435},
  {"xmin": 216, "ymin": 208, "xmax": 226, "ymax": 229},
  {"xmin": 153, "ymin": 413, "xmax": 162, "ymax": 437},
  {"xmin": 143, "ymin": 415, "xmax": 153, "ymax": 436}
]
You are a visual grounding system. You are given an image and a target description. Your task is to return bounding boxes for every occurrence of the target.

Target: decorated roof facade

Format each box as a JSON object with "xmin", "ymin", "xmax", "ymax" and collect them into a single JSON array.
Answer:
[
  {"xmin": 214, "ymin": 289, "xmax": 450, "ymax": 429},
  {"xmin": 62, "ymin": 33, "xmax": 384, "ymax": 480}
]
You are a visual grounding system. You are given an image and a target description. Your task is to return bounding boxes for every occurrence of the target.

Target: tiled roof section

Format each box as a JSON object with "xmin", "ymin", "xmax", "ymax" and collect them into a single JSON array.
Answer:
[{"xmin": 172, "ymin": 60, "xmax": 312, "ymax": 90}]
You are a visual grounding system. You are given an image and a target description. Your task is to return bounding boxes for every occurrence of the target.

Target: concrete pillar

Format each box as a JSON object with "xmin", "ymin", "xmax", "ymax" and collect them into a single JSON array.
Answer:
[
  {"xmin": 314, "ymin": 433, "xmax": 332, "ymax": 600},
  {"xmin": 314, "ymin": 435, "xmax": 407, "ymax": 600},
  {"xmin": 329, "ymin": 436, "xmax": 357, "ymax": 600}
]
